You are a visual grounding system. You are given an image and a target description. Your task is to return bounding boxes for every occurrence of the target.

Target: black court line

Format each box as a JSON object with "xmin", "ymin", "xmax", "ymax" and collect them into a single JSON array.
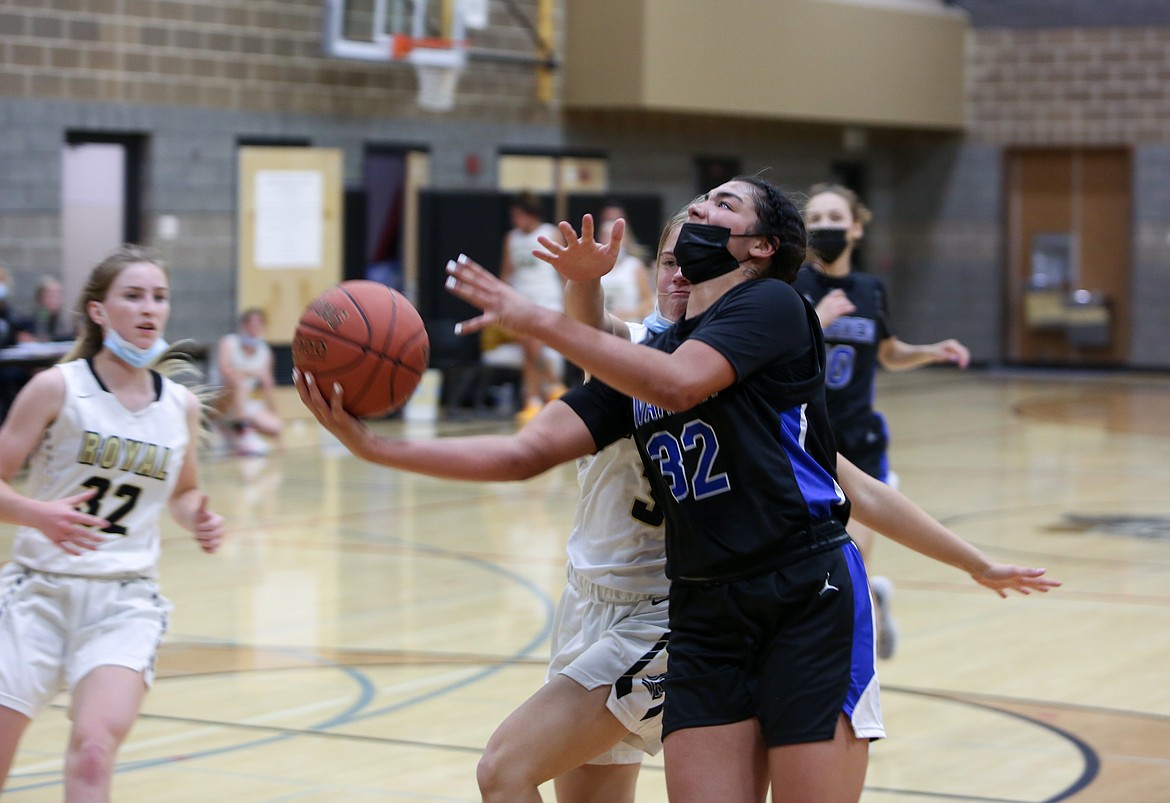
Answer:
[{"xmin": 885, "ymin": 686, "xmax": 1099, "ymax": 803}]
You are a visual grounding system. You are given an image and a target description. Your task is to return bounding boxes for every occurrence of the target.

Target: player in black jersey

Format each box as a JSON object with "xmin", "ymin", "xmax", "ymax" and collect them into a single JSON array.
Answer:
[
  {"xmin": 793, "ymin": 183, "xmax": 971, "ymax": 660},
  {"xmin": 434, "ymin": 176, "xmax": 1055, "ymax": 803},
  {"xmin": 296, "ymin": 177, "xmax": 1058, "ymax": 803}
]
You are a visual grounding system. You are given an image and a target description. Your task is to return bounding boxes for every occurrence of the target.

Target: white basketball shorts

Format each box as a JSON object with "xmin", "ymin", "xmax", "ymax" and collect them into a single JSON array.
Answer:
[
  {"xmin": 547, "ymin": 566, "xmax": 670, "ymax": 765},
  {"xmin": 0, "ymin": 563, "xmax": 172, "ymax": 718}
]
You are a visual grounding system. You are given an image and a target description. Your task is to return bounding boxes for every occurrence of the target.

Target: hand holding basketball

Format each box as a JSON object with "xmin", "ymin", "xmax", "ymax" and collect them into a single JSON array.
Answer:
[{"xmin": 292, "ymin": 281, "xmax": 430, "ymax": 418}]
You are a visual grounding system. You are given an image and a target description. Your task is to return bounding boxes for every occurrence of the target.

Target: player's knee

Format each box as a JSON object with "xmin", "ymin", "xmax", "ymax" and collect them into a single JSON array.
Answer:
[
  {"xmin": 476, "ymin": 742, "xmax": 534, "ymax": 800},
  {"xmin": 66, "ymin": 730, "xmax": 116, "ymax": 786}
]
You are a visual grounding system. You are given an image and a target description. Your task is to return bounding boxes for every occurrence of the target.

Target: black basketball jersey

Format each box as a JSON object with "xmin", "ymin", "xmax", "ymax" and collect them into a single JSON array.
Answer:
[
  {"xmin": 792, "ymin": 265, "xmax": 893, "ymax": 426},
  {"xmin": 563, "ymin": 279, "xmax": 850, "ymax": 584}
]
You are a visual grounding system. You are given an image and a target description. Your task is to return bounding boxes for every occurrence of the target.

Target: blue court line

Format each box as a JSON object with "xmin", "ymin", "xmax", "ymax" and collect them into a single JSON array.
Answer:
[
  {"xmin": 6, "ymin": 662, "xmax": 377, "ymax": 792},
  {"xmin": 329, "ymin": 537, "xmax": 556, "ymax": 727},
  {"xmin": 5, "ymin": 536, "xmax": 555, "ymax": 794}
]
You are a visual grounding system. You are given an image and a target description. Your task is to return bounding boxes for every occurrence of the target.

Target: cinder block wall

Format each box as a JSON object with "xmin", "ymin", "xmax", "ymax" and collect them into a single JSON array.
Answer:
[
  {"xmin": 4, "ymin": 1, "xmax": 1170, "ymax": 366},
  {"xmin": 966, "ymin": 22, "xmax": 1170, "ymax": 366},
  {"xmin": 0, "ymin": 0, "xmax": 561, "ymax": 343},
  {"xmin": 739, "ymin": 1, "xmax": 1170, "ymax": 368},
  {"xmin": 0, "ymin": 1, "xmax": 555, "ymax": 120}
]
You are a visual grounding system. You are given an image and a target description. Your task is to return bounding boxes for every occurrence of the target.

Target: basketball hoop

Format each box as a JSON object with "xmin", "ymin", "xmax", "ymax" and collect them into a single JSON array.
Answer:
[{"xmin": 394, "ymin": 35, "xmax": 466, "ymax": 112}]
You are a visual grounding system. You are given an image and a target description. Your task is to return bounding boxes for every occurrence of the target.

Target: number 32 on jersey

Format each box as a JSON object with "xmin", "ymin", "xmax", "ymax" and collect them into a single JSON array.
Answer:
[{"xmin": 644, "ymin": 420, "xmax": 731, "ymax": 502}]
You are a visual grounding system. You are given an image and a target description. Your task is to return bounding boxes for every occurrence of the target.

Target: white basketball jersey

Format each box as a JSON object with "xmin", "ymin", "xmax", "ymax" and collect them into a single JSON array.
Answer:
[
  {"xmin": 566, "ymin": 323, "xmax": 667, "ymax": 596},
  {"xmin": 210, "ymin": 333, "xmax": 272, "ymax": 394},
  {"xmin": 600, "ymin": 253, "xmax": 645, "ymax": 314},
  {"xmin": 506, "ymin": 222, "xmax": 564, "ymax": 311},
  {"xmin": 12, "ymin": 359, "xmax": 190, "ymax": 578}
]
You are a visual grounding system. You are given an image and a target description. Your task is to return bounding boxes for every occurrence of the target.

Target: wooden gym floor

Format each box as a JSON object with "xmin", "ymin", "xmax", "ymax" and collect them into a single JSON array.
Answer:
[{"xmin": 3, "ymin": 367, "xmax": 1170, "ymax": 802}]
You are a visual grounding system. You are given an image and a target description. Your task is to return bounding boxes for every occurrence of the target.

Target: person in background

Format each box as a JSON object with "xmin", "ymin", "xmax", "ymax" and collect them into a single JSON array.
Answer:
[
  {"xmin": 16, "ymin": 276, "xmax": 74, "ymax": 343},
  {"xmin": 793, "ymin": 182, "xmax": 971, "ymax": 660},
  {"xmin": 0, "ymin": 266, "xmax": 16, "ymax": 350},
  {"xmin": 596, "ymin": 217, "xmax": 654, "ymax": 322},
  {"xmin": 499, "ymin": 190, "xmax": 568, "ymax": 424},
  {"xmin": 211, "ymin": 307, "xmax": 282, "ymax": 457},
  {"xmin": 0, "ymin": 265, "xmax": 20, "ymax": 419},
  {"xmin": 0, "ymin": 245, "xmax": 225, "ymax": 801}
]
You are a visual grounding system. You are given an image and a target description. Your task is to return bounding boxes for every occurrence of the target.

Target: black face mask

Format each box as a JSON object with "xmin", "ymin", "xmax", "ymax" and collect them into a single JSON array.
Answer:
[
  {"xmin": 808, "ymin": 228, "xmax": 849, "ymax": 264},
  {"xmin": 674, "ymin": 223, "xmax": 742, "ymax": 284}
]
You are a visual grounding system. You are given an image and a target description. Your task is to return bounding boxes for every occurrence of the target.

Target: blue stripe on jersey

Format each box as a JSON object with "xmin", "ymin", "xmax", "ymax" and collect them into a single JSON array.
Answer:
[
  {"xmin": 778, "ymin": 404, "xmax": 846, "ymax": 521},
  {"xmin": 842, "ymin": 541, "xmax": 876, "ymax": 718}
]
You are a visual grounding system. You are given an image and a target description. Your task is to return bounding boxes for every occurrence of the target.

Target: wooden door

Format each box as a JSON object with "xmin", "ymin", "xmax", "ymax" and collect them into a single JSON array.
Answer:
[{"xmin": 1005, "ymin": 148, "xmax": 1131, "ymax": 365}]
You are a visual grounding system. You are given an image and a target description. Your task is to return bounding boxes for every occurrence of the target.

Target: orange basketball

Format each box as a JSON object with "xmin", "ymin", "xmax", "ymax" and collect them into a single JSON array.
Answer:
[{"xmin": 292, "ymin": 281, "xmax": 430, "ymax": 418}]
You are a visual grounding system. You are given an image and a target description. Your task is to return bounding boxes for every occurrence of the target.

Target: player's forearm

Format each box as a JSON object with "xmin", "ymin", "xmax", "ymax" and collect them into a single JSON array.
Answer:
[
  {"xmin": 840, "ymin": 459, "xmax": 991, "ymax": 575},
  {"xmin": 516, "ymin": 304, "xmax": 700, "ymax": 408},
  {"xmin": 563, "ymin": 278, "xmax": 613, "ymax": 334},
  {"xmin": 852, "ymin": 493, "xmax": 991, "ymax": 576},
  {"xmin": 168, "ymin": 487, "xmax": 204, "ymax": 532},
  {"xmin": 353, "ymin": 432, "xmax": 550, "ymax": 481},
  {"xmin": 878, "ymin": 339, "xmax": 942, "ymax": 371},
  {"xmin": 0, "ymin": 482, "xmax": 46, "ymax": 528}
]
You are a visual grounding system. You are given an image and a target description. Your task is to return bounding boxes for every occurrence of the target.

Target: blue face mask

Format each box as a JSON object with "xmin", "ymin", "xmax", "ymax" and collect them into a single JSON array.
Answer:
[
  {"xmin": 0, "ymin": 284, "xmax": 8, "ymax": 300},
  {"xmin": 237, "ymin": 333, "xmax": 262, "ymax": 349},
  {"xmin": 103, "ymin": 326, "xmax": 169, "ymax": 368},
  {"xmin": 642, "ymin": 308, "xmax": 674, "ymax": 334}
]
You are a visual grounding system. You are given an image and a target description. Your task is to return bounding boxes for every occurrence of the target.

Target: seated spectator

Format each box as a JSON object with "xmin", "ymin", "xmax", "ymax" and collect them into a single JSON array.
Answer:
[
  {"xmin": 0, "ymin": 266, "xmax": 20, "ymax": 419},
  {"xmin": 0, "ymin": 266, "xmax": 17, "ymax": 350},
  {"xmin": 477, "ymin": 324, "xmax": 564, "ymax": 414},
  {"xmin": 16, "ymin": 276, "xmax": 75, "ymax": 343},
  {"xmin": 210, "ymin": 308, "xmax": 282, "ymax": 456}
]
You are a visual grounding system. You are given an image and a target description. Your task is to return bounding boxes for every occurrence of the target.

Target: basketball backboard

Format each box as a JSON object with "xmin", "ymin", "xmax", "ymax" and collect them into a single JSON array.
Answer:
[
  {"xmin": 321, "ymin": 0, "xmax": 485, "ymax": 63},
  {"xmin": 322, "ymin": 0, "xmax": 487, "ymax": 110}
]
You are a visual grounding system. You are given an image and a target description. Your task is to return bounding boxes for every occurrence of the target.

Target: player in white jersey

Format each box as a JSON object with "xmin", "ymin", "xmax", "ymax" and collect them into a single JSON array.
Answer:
[
  {"xmin": 0, "ymin": 246, "xmax": 225, "ymax": 801},
  {"xmin": 499, "ymin": 191, "xmax": 568, "ymax": 423},
  {"xmin": 211, "ymin": 307, "xmax": 282, "ymax": 456},
  {"xmin": 475, "ymin": 210, "xmax": 692, "ymax": 803}
]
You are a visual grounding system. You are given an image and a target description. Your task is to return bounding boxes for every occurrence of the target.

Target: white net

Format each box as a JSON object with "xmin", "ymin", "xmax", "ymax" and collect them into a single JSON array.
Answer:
[{"xmin": 408, "ymin": 47, "xmax": 465, "ymax": 112}]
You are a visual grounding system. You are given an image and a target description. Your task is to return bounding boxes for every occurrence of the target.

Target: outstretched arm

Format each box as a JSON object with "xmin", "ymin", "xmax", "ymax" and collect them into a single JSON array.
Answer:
[
  {"xmin": 838, "ymin": 457, "xmax": 1059, "ymax": 597},
  {"xmin": 878, "ymin": 335, "xmax": 970, "ymax": 371},
  {"xmin": 294, "ymin": 369, "xmax": 596, "ymax": 481},
  {"xmin": 444, "ymin": 255, "xmax": 732, "ymax": 411}
]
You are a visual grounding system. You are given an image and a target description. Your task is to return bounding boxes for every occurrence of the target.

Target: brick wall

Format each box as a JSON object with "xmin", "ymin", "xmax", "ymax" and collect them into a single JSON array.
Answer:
[
  {"xmin": 963, "ymin": 18, "xmax": 1170, "ymax": 366},
  {"xmin": 0, "ymin": 0, "xmax": 557, "ymax": 122},
  {"xmin": 954, "ymin": 0, "xmax": 1170, "ymax": 29},
  {"xmin": 968, "ymin": 26, "xmax": 1170, "ymax": 145}
]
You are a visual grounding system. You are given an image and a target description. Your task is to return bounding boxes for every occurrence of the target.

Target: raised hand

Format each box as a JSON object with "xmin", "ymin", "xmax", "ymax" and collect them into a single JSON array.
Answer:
[
  {"xmin": 534, "ymin": 214, "xmax": 623, "ymax": 282},
  {"xmin": 443, "ymin": 254, "xmax": 541, "ymax": 337}
]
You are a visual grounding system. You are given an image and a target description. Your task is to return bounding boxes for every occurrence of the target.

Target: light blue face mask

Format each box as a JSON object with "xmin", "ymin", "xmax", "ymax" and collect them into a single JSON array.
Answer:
[
  {"xmin": 97, "ymin": 301, "xmax": 169, "ymax": 367},
  {"xmin": 237, "ymin": 333, "xmax": 262, "ymax": 349},
  {"xmin": 642, "ymin": 307, "xmax": 674, "ymax": 334},
  {"xmin": 0, "ymin": 284, "xmax": 8, "ymax": 300},
  {"xmin": 103, "ymin": 326, "xmax": 169, "ymax": 368}
]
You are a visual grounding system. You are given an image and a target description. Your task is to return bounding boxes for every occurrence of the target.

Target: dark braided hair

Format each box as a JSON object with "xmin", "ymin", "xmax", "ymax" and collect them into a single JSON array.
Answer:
[{"xmin": 733, "ymin": 175, "xmax": 808, "ymax": 283}]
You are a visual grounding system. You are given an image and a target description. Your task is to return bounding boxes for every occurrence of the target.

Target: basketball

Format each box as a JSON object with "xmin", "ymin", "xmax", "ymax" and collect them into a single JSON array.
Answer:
[{"xmin": 292, "ymin": 281, "xmax": 430, "ymax": 418}]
